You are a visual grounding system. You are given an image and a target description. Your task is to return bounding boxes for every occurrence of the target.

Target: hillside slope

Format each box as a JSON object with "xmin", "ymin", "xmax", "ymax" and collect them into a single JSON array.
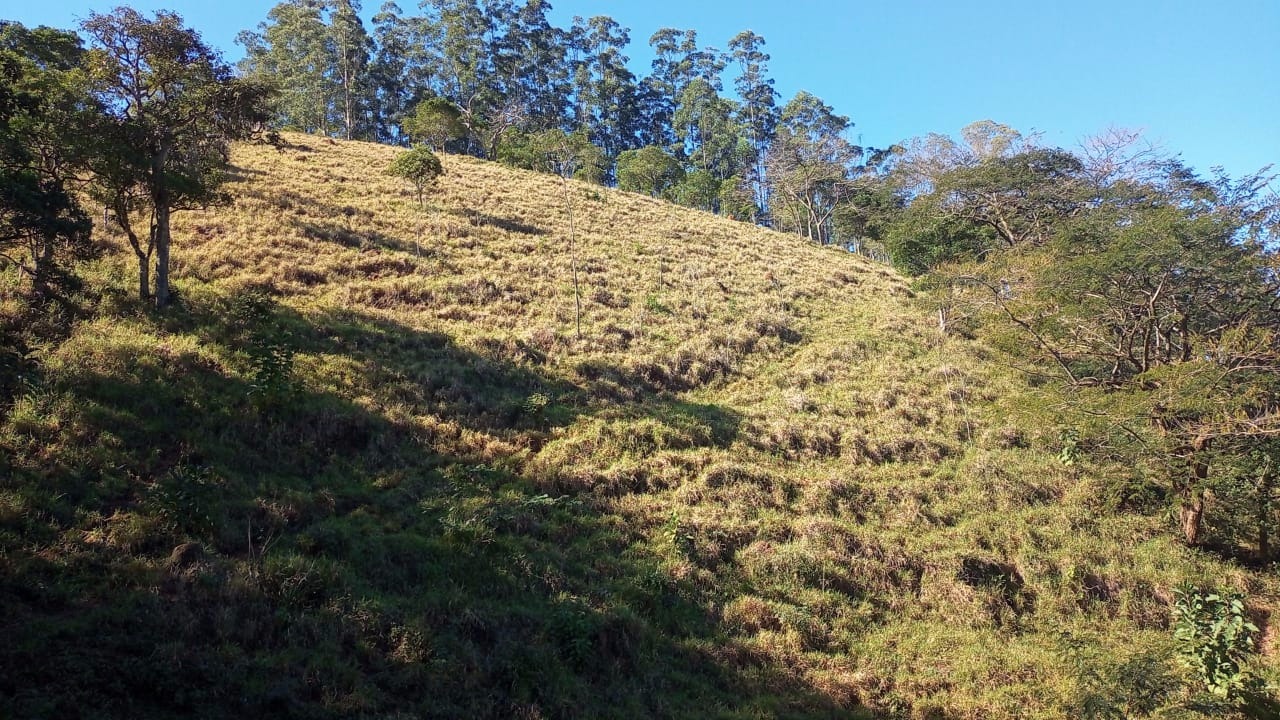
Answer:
[{"xmin": 2, "ymin": 133, "xmax": 1275, "ymax": 719}]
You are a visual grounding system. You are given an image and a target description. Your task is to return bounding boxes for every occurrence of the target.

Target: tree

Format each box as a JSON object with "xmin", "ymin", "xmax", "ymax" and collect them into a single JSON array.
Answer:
[
  {"xmin": 421, "ymin": 0, "xmax": 509, "ymax": 156},
  {"xmin": 489, "ymin": 0, "xmax": 570, "ymax": 131},
  {"xmin": 718, "ymin": 174, "xmax": 758, "ymax": 221},
  {"xmin": 671, "ymin": 169, "xmax": 721, "ymax": 213},
  {"xmin": 83, "ymin": 8, "xmax": 271, "ymax": 308},
  {"xmin": 329, "ymin": 0, "xmax": 373, "ymax": 140},
  {"xmin": 948, "ymin": 159, "xmax": 1280, "ymax": 547},
  {"xmin": 616, "ymin": 144, "xmax": 683, "ymax": 197},
  {"xmin": 728, "ymin": 30, "xmax": 778, "ymax": 215},
  {"xmin": 527, "ymin": 129, "xmax": 598, "ymax": 338},
  {"xmin": 238, "ymin": 0, "xmax": 332, "ymax": 134},
  {"xmin": 766, "ymin": 91, "xmax": 860, "ymax": 244},
  {"xmin": 387, "ymin": 144, "xmax": 444, "ymax": 206},
  {"xmin": 237, "ymin": 0, "xmax": 374, "ymax": 140},
  {"xmin": 403, "ymin": 96, "xmax": 465, "ymax": 150},
  {"xmin": 673, "ymin": 77, "xmax": 743, "ymax": 180},
  {"xmin": 568, "ymin": 16, "xmax": 642, "ymax": 168},
  {"xmin": 643, "ymin": 27, "xmax": 723, "ymax": 147},
  {"xmin": 367, "ymin": 2, "xmax": 412, "ymax": 141},
  {"xmin": 0, "ymin": 21, "xmax": 96, "ymax": 296}
]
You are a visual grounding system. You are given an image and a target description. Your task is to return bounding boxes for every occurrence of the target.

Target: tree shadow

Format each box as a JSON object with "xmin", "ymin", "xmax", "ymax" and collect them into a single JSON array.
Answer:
[
  {"xmin": 453, "ymin": 207, "xmax": 549, "ymax": 236},
  {"xmin": 292, "ymin": 218, "xmax": 429, "ymax": 256},
  {"xmin": 0, "ymin": 287, "xmax": 869, "ymax": 718},
  {"xmin": 225, "ymin": 163, "xmax": 268, "ymax": 181}
]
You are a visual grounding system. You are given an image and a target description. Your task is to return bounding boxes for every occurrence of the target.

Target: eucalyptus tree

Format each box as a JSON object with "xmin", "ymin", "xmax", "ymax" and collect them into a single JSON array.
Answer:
[
  {"xmin": 84, "ymin": 8, "xmax": 271, "ymax": 308},
  {"xmin": 568, "ymin": 16, "xmax": 642, "ymax": 166},
  {"xmin": 490, "ymin": 0, "xmax": 570, "ymax": 131},
  {"xmin": 329, "ymin": 0, "xmax": 373, "ymax": 139},
  {"xmin": 672, "ymin": 77, "xmax": 743, "ymax": 180},
  {"xmin": 642, "ymin": 27, "xmax": 695, "ymax": 146},
  {"xmin": 368, "ymin": 3, "xmax": 410, "ymax": 141},
  {"xmin": 728, "ymin": 30, "xmax": 778, "ymax": 213},
  {"xmin": 237, "ymin": 0, "xmax": 332, "ymax": 133}
]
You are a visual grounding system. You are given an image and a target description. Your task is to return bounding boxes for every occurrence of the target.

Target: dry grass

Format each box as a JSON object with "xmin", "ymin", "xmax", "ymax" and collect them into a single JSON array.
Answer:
[{"xmin": 2, "ymin": 132, "xmax": 1277, "ymax": 719}]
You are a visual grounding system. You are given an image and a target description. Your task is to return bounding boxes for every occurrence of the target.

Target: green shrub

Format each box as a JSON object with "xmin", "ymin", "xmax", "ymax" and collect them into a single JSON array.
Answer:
[{"xmin": 1173, "ymin": 585, "xmax": 1259, "ymax": 698}]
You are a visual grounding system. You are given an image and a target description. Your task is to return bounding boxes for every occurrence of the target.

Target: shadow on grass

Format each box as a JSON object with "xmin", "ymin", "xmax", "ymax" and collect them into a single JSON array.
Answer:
[
  {"xmin": 294, "ymin": 218, "xmax": 430, "ymax": 256},
  {"xmin": 454, "ymin": 208, "xmax": 549, "ymax": 237},
  {"xmin": 0, "ymin": 288, "xmax": 863, "ymax": 719}
]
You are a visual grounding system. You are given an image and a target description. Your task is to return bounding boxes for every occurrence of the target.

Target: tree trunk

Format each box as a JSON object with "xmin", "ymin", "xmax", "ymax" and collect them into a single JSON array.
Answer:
[
  {"xmin": 154, "ymin": 203, "xmax": 172, "ymax": 308},
  {"xmin": 138, "ymin": 255, "xmax": 151, "ymax": 301},
  {"xmin": 1179, "ymin": 447, "xmax": 1210, "ymax": 546},
  {"xmin": 1180, "ymin": 488, "xmax": 1205, "ymax": 546},
  {"xmin": 1259, "ymin": 468, "xmax": 1274, "ymax": 561}
]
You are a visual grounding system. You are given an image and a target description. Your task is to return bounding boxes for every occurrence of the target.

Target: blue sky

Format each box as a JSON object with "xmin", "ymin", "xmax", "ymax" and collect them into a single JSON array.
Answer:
[{"xmin": 7, "ymin": 0, "xmax": 1278, "ymax": 180}]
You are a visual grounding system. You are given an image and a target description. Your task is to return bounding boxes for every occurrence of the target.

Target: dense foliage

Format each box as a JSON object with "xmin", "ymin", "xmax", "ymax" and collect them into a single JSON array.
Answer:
[
  {"xmin": 234, "ymin": 0, "xmax": 897, "ymax": 244},
  {"xmin": 877, "ymin": 124, "xmax": 1280, "ymax": 558}
]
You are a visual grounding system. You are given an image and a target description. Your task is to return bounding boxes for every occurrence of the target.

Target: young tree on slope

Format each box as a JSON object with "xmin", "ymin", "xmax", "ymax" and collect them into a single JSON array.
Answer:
[{"xmin": 83, "ymin": 7, "xmax": 271, "ymax": 308}]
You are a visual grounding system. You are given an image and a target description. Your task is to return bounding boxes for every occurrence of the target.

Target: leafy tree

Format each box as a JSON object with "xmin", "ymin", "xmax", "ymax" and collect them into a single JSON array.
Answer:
[
  {"xmin": 766, "ymin": 91, "xmax": 860, "ymax": 244},
  {"xmin": 329, "ymin": 0, "xmax": 374, "ymax": 140},
  {"xmin": 0, "ymin": 21, "xmax": 96, "ymax": 296},
  {"xmin": 500, "ymin": 127, "xmax": 605, "ymax": 183},
  {"xmin": 83, "ymin": 7, "xmax": 271, "ymax": 308},
  {"xmin": 718, "ymin": 174, "xmax": 758, "ymax": 221},
  {"xmin": 949, "ymin": 160, "xmax": 1280, "ymax": 546},
  {"xmin": 930, "ymin": 148, "xmax": 1088, "ymax": 250},
  {"xmin": 641, "ymin": 27, "xmax": 693, "ymax": 146},
  {"xmin": 832, "ymin": 151, "xmax": 905, "ymax": 259},
  {"xmin": 367, "ymin": 2, "xmax": 413, "ymax": 141},
  {"xmin": 489, "ymin": 0, "xmax": 570, "ymax": 131},
  {"xmin": 1213, "ymin": 440, "xmax": 1280, "ymax": 561},
  {"xmin": 643, "ymin": 27, "xmax": 723, "ymax": 147},
  {"xmin": 238, "ymin": 0, "xmax": 374, "ymax": 140},
  {"xmin": 671, "ymin": 169, "xmax": 721, "ymax": 212},
  {"xmin": 569, "ymin": 16, "xmax": 642, "ymax": 167},
  {"xmin": 616, "ymin": 144, "xmax": 683, "ymax": 197},
  {"xmin": 673, "ymin": 78, "xmax": 743, "ymax": 180},
  {"xmin": 387, "ymin": 145, "xmax": 444, "ymax": 205},
  {"xmin": 238, "ymin": 0, "xmax": 333, "ymax": 134},
  {"xmin": 403, "ymin": 96, "xmax": 465, "ymax": 150},
  {"xmin": 420, "ymin": 0, "xmax": 518, "ymax": 157}
]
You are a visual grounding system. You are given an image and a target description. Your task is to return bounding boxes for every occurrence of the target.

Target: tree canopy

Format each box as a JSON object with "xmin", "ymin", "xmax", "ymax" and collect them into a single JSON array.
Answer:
[{"xmin": 84, "ymin": 7, "xmax": 271, "ymax": 308}]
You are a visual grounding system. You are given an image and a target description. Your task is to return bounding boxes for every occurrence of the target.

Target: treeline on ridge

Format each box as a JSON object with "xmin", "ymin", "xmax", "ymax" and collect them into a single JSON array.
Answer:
[{"xmin": 235, "ymin": 0, "xmax": 890, "ymax": 245}]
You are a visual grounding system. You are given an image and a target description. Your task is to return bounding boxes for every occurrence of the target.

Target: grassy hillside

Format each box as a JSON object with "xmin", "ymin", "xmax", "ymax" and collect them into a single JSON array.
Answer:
[{"xmin": 2, "ymin": 133, "xmax": 1276, "ymax": 719}]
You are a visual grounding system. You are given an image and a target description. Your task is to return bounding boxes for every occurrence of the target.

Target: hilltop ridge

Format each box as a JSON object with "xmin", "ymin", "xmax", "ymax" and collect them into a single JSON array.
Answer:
[{"xmin": 2, "ymin": 133, "xmax": 1275, "ymax": 719}]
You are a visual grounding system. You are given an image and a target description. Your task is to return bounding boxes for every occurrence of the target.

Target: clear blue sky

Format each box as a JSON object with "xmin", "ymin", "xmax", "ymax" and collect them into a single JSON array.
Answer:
[{"xmin": 7, "ymin": 0, "xmax": 1278, "ymax": 180}]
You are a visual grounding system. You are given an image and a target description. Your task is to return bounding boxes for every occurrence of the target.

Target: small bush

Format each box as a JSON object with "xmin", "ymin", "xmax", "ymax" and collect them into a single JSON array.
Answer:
[{"xmin": 1173, "ymin": 585, "xmax": 1259, "ymax": 698}]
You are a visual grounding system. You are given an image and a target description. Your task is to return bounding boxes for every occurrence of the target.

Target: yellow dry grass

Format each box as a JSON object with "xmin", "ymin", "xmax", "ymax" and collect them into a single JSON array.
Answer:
[{"xmin": 55, "ymin": 132, "xmax": 1280, "ymax": 717}]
